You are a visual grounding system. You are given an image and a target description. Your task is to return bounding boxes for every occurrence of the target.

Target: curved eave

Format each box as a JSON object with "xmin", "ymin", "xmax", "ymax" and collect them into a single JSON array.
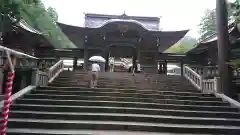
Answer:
[
  {"xmin": 85, "ymin": 13, "xmax": 160, "ymax": 22},
  {"xmin": 157, "ymin": 30, "xmax": 189, "ymax": 52},
  {"xmin": 18, "ymin": 20, "xmax": 42, "ymax": 35},
  {"xmin": 187, "ymin": 25, "xmax": 240, "ymax": 54},
  {"xmin": 187, "ymin": 41, "xmax": 215, "ymax": 55},
  {"xmin": 57, "ymin": 22, "xmax": 87, "ymax": 34},
  {"xmin": 86, "ymin": 19, "xmax": 151, "ymax": 31},
  {"xmin": 58, "ymin": 21, "xmax": 158, "ymax": 32}
]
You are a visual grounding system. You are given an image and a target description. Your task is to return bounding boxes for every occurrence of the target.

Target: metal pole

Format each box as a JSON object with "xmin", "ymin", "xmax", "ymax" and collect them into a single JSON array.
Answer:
[{"xmin": 216, "ymin": 0, "xmax": 236, "ymax": 98}]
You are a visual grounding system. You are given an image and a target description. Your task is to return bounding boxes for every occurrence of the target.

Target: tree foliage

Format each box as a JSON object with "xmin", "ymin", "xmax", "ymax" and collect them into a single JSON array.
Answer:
[
  {"xmin": 47, "ymin": 7, "xmax": 58, "ymax": 22},
  {"xmin": 197, "ymin": 0, "xmax": 240, "ymax": 68},
  {"xmin": 1, "ymin": 0, "xmax": 76, "ymax": 49},
  {"xmin": 0, "ymin": 0, "xmax": 21, "ymax": 37},
  {"xmin": 18, "ymin": 0, "xmax": 76, "ymax": 48},
  {"xmin": 166, "ymin": 36, "xmax": 197, "ymax": 54},
  {"xmin": 198, "ymin": 9, "xmax": 217, "ymax": 40},
  {"xmin": 230, "ymin": 0, "xmax": 240, "ymax": 23},
  {"xmin": 198, "ymin": 3, "xmax": 235, "ymax": 40}
]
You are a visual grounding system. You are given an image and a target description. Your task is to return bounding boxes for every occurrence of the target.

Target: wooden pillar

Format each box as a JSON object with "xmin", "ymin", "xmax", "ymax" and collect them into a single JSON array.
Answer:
[
  {"xmin": 180, "ymin": 60, "xmax": 184, "ymax": 77},
  {"xmin": 84, "ymin": 36, "xmax": 88, "ymax": 71},
  {"xmin": 216, "ymin": 0, "xmax": 236, "ymax": 98},
  {"xmin": 163, "ymin": 60, "xmax": 167, "ymax": 74},
  {"xmin": 156, "ymin": 39, "xmax": 160, "ymax": 73},
  {"xmin": 132, "ymin": 48, "xmax": 137, "ymax": 70},
  {"xmin": 105, "ymin": 51, "xmax": 109, "ymax": 72}
]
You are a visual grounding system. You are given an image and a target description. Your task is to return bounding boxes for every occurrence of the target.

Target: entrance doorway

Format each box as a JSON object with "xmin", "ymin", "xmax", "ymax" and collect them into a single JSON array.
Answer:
[{"xmin": 104, "ymin": 44, "xmax": 137, "ymax": 72}]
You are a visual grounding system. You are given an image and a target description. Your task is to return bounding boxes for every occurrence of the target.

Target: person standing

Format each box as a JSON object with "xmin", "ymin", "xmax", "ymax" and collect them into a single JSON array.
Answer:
[
  {"xmin": 90, "ymin": 62, "xmax": 100, "ymax": 88},
  {"xmin": 109, "ymin": 63, "xmax": 114, "ymax": 72},
  {"xmin": 133, "ymin": 60, "xmax": 141, "ymax": 75}
]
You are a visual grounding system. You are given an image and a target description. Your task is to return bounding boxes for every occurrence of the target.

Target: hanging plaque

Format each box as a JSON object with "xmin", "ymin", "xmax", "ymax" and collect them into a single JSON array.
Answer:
[{"xmin": 118, "ymin": 24, "xmax": 129, "ymax": 33}]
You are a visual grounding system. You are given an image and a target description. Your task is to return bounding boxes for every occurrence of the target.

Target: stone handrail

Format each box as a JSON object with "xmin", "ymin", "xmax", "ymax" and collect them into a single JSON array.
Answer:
[
  {"xmin": 202, "ymin": 79, "xmax": 217, "ymax": 93},
  {"xmin": 0, "ymin": 45, "xmax": 38, "ymax": 59},
  {"xmin": 31, "ymin": 69, "xmax": 48, "ymax": 86},
  {"xmin": 190, "ymin": 65, "xmax": 218, "ymax": 77},
  {"xmin": 121, "ymin": 58, "xmax": 132, "ymax": 65},
  {"xmin": 183, "ymin": 65, "xmax": 202, "ymax": 90},
  {"xmin": 48, "ymin": 60, "xmax": 64, "ymax": 83},
  {"xmin": 183, "ymin": 65, "xmax": 218, "ymax": 93},
  {"xmin": 31, "ymin": 60, "xmax": 64, "ymax": 86},
  {"xmin": 120, "ymin": 58, "xmax": 132, "ymax": 69}
]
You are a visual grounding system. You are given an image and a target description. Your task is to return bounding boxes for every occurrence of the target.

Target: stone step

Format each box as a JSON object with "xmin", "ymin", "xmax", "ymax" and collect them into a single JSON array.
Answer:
[
  {"xmin": 56, "ymin": 81, "xmax": 192, "ymax": 86},
  {"xmin": 53, "ymin": 79, "xmax": 189, "ymax": 84},
  {"xmin": 40, "ymin": 86, "xmax": 200, "ymax": 93},
  {"xmin": 24, "ymin": 93, "xmax": 223, "ymax": 102},
  {"xmin": 49, "ymin": 83, "xmax": 197, "ymax": 90},
  {"xmin": 32, "ymin": 89, "xmax": 215, "ymax": 97},
  {"xmin": 9, "ymin": 111, "xmax": 240, "ymax": 126},
  {"xmin": 17, "ymin": 97, "xmax": 229, "ymax": 106},
  {"xmin": 52, "ymin": 82, "xmax": 190, "ymax": 86},
  {"xmin": 11, "ymin": 100, "xmax": 238, "ymax": 113},
  {"xmin": 6, "ymin": 129, "xmax": 223, "ymax": 135},
  {"xmin": 7, "ymin": 119, "xmax": 240, "ymax": 134},
  {"xmin": 11, "ymin": 104, "xmax": 240, "ymax": 119},
  {"xmin": 49, "ymin": 83, "xmax": 138, "ymax": 89},
  {"xmin": 39, "ymin": 86, "xmax": 203, "ymax": 93}
]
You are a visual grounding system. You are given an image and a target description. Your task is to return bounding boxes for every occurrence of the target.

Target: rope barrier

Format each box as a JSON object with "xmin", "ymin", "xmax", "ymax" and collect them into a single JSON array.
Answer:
[
  {"xmin": 0, "ymin": 51, "xmax": 15, "ymax": 135},
  {"xmin": 0, "ymin": 72, "xmax": 15, "ymax": 135}
]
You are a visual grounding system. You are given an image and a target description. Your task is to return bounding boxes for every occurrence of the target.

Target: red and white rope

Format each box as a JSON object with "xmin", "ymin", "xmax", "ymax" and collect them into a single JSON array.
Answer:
[{"xmin": 0, "ymin": 72, "xmax": 15, "ymax": 135}]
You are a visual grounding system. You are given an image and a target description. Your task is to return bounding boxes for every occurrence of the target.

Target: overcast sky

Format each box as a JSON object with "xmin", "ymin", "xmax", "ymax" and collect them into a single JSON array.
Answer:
[{"xmin": 43, "ymin": 0, "xmax": 216, "ymax": 38}]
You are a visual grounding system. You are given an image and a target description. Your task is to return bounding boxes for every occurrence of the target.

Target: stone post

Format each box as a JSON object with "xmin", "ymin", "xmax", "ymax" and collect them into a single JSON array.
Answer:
[{"xmin": 31, "ymin": 68, "xmax": 39, "ymax": 86}]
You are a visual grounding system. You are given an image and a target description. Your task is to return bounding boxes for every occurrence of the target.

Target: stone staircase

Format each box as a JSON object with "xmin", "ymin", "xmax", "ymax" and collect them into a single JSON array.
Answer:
[
  {"xmin": 6, "ymin": 71, "xmax": 240, "ymax": 135},
  {"xmin": 113, "ymin": 65, "xmax": 129, "ymax": 72}
]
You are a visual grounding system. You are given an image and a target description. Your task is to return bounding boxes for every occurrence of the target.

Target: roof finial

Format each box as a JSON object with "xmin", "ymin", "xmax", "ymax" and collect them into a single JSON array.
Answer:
[{"xmin": 123, "ymin": 10, "xmax": 126, "ymax": 16}]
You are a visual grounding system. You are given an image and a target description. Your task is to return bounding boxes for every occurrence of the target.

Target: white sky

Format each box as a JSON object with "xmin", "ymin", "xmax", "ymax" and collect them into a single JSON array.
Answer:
[{"xmin": 43, "ymin": 0, "xmax": 216, "ymax": 38}]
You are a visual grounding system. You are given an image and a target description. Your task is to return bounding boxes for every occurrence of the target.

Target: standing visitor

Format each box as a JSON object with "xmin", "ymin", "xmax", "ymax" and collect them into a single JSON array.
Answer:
[
  {"xmin": 90, "ymin": 62, "xmax": 100, "ymax": 88},
  {"xmin": 109, "ymin": 63, "xmax": 114, "ymax": 72}
]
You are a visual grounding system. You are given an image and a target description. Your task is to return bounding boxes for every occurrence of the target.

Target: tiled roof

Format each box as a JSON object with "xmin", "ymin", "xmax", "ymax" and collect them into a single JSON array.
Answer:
[
  {"xmin": 85, "ymin": 13, "xmax": 160, "ymax": 21},
  {"xmin": 18, "ymin": 20, "xmax": 42, "ymax": 34}
]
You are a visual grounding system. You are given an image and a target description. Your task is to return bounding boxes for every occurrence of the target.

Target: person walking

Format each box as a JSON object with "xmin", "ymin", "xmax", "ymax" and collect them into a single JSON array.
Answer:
[{"xmin": 90, "ymin": 62, "xmax": 100, "ymax": 88}]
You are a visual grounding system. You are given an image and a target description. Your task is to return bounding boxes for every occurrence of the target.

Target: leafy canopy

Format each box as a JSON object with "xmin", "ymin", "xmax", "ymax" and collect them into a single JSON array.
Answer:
[{"xmin": 0, "ymin": 0, "xmax": 77, "ymax": 48}]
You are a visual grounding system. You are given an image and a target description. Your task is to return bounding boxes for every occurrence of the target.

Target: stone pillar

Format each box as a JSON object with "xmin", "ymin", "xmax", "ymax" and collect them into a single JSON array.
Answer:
[
  {"xmin": 216, "ymin": 0, "xmax": 236, "ymax": 98},
  {"xmin": 31, "ymin": 68, "xmax": 39, "ymax": 86}
]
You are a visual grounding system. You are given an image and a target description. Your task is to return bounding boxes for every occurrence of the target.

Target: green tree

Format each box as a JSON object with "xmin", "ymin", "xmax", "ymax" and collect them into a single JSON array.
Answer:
[
  {"xmin": 47, "ymin": 7, "xmax": 58, "ymax": 22},
  {"xmin": 198, "ymin": 3, "xmax": 235, "ymax": 40},
  {"xmin": 230, "ymin": 0, "xmax": 240, "ymax": 23},
  {"xmin": 197, "ymin": 0, "xmax": 240, "ymax": 68},
  {"xmin": 18, "ymin": 0, "xmax": 76, "ymax": 48},
  {"xmin": 198, "ymin": 9, "xmax": 216, "ymax": 40},
  {"xmin": 0, "ymin": 0, "xmax": 21, "ymax": 38},
  {"xmin": 166, "ymin": 36, "xmax": 197, "ymax": 54}
]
